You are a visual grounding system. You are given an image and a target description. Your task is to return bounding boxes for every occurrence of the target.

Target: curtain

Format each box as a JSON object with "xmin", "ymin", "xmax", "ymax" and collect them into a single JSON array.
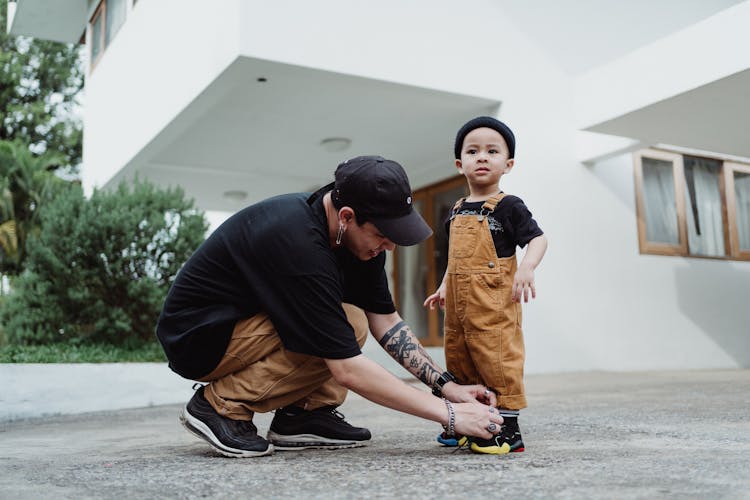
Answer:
[
  {"xmin": 642, "ymin": 158, "xmax": 679, "ymax": 245},
  {"xmin": 684, "ymin": 157, "xmax": 724, "ymax": 257},
  {"xmin": 735, "ymin": 171, "xmax": 750, "ymax": 251},
  {"xmin": 396, "ymin": 200, "xmax": 428, "ymax": 337}
]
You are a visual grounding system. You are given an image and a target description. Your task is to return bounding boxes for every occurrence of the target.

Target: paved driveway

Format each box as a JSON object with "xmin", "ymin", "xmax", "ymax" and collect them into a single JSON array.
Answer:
[{"xmin": 1, "ymin": 370, "xmax": 748, "ymax": 499}]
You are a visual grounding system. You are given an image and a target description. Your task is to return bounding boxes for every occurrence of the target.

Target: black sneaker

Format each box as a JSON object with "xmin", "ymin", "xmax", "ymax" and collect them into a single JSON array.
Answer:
[
  {"xmin": 267, "ymin": 405, "xmax": 371, "ymax": 450},
  {"xmin": 470, "ymin": 418, "xmax": 525, "ymax": 455},
  {"xmin": 180, "ymin": 385, "xmax": 274, "ymax": 458}
]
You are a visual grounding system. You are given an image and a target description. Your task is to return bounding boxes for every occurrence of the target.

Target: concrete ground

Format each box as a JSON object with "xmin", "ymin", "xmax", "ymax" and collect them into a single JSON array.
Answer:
[{"xmin": 1, "ymin": 369, "xmax": 748, "ymax": 499}]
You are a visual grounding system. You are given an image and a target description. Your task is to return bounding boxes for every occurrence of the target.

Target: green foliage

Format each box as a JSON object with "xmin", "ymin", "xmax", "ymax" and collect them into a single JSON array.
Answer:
[
  {"xmin": 1, "ymin": 0, "xmax": 84, "ymax": 168},
  {"xmin": 1, "ymin": 178, "xmax": 207, "ymax": 346},
  {"xmin": 0, "ymin": 140, "xmax": 72, "ymax": 276},
  {"xmin": 0, "ymin": 341, "xmax": 167, "ymax": 363}
]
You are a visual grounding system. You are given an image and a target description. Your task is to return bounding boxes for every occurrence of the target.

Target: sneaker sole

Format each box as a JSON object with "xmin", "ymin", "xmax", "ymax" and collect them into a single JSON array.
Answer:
[
  {"xmin": 470, "ymin": 440, "xmax": 525, "ymax": 455},
  {"xmin": 437, "ymin": 435, "xmax": 468, "ymax": 447},
  {"xmin": 266, "ymin": 431, "xmax": 369, "ymax": 451},
  {"xmin": 180, "ymin": 408, "xmax": 274, "ymax": 458},
  {"xmin": 470, "ymin": 442, "xmax": 511, "ymax": 455}
]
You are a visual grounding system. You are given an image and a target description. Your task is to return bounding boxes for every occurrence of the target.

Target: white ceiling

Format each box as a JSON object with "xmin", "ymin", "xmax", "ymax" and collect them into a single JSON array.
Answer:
[
  {"xmin": 118, "ymin": 57, "xmax": 499, "ymax": 212},
  {"xmin": 8, "ymin": 0, "xmax": 86, "ymax": 43}
]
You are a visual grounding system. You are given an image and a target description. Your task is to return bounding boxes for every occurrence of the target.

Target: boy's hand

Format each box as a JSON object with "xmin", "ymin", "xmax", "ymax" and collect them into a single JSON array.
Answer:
[
  {"xmin": 423, "ymin": 283, "xmax": 446, "ymax": 310},
  {"xmin": 512, "ymin": 266, "xmax": 536, "ymax": 303}
]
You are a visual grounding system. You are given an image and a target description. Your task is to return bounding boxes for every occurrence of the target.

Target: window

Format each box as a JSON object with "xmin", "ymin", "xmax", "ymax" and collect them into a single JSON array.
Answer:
[
  {"xmin": 88, "ymin": 0, "xmax": 128, "ymax": 70},
  {"xmin": 393, "ymin": 176, "xmax": 468, "ymax": 346},
  {"xmin": 725, "ymin": 162, "xmax": 750, "ymax": 259},
  {"xmin": 633, "ymin": 149, "xmax": 750, "ymax": 260}
]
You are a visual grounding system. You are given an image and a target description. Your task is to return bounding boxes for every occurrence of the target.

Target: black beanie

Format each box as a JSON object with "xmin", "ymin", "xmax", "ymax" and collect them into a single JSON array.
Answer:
[{"xmin": 454, "ymin": 116, "xmax": 515, "ymax": 159}]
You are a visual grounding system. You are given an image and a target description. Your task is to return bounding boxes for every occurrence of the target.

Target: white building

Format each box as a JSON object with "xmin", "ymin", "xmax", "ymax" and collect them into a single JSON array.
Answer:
[{"xmin": 8, "ymin": 0, "xmax": 750, "ymax": 373}]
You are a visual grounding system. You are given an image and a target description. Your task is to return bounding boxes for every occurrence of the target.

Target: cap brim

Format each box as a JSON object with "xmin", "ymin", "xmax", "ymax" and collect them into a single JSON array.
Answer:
[{"xmin": 370, "ymin": 209, "xmax": 433, "ymax": 247}]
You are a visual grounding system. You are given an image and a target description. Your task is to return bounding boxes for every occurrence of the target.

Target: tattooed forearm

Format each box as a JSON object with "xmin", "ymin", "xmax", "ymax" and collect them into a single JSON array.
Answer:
[{"xmin": 378, "ymin": 321, "xmax": 441, "ymax": 387}]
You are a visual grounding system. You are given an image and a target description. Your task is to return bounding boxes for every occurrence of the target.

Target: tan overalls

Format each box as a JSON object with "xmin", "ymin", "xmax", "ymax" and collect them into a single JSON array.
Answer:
[{"xmin": 444, "ymin": 194, "xmax": 527, "ymax": 410}]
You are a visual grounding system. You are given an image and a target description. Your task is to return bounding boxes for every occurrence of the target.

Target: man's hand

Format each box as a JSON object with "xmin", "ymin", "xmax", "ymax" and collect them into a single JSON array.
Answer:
[{"xmin": 442, "ymin": 381, "xmax": 497, "ymax": 407}]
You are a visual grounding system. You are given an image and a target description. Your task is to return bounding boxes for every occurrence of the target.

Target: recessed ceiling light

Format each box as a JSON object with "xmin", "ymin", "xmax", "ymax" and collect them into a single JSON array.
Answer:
[
  {"xmin": 223, "ymin": 190, "xmax": 247, "ymax": 202},
  {"xmin": 320, "ymin": 137, "xmax": 351, "ymax": 152}
]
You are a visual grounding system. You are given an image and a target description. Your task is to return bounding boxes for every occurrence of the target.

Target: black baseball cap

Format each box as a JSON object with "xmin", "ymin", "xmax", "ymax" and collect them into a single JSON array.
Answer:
[{"xmin": 331, "ymin": 155, "xmax": 432, "ymax": 246}]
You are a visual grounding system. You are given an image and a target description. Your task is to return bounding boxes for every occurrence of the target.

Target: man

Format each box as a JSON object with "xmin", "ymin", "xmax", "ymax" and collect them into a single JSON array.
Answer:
[{"xmin": 157, "ymin": 155, "xmax": 503, "ymax": 457}]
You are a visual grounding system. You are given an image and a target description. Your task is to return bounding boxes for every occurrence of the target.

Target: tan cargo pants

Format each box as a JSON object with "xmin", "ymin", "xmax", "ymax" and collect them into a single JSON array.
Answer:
[
  {"xmin": 198, "ymin": 304, "xmax": 369, "ymax": 421},
  {"xmin": 444, "ymin": 194, "xmax": 527, "ymax": 410}
]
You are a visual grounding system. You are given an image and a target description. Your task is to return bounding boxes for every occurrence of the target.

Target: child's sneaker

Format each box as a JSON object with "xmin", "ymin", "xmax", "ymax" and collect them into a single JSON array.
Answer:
[
  {"xmin": 469, "ymin": 418, "xmax": 524, "ymax": 455},
  {"xmin": 436, "ymin": 431, "xmax": 468, "ymax": 447}
]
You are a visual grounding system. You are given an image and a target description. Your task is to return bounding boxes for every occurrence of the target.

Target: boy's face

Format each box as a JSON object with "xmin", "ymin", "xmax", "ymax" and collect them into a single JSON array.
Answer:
[{"xmin": 455, "ymin": 127, "xmax": 514, "ymax": 190}]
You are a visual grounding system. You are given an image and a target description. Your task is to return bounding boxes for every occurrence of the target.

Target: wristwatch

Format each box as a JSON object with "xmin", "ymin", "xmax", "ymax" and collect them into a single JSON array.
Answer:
[{"xmin": 432, "ymin": 371, "xmax": 457, "ymax": 397}]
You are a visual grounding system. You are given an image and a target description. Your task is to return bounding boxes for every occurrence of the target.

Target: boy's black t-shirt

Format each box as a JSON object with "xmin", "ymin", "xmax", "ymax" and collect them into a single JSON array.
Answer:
[
  {"xmin": 156, "ymin": 192, "xmax": 395, "ymax": 380},
  {"xmin": 445, "ymin": 194, "xmax": 544, "ymax": 258}
]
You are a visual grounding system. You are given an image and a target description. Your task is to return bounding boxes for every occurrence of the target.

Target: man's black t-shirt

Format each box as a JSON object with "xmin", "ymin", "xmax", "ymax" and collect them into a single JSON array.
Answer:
[
  {"xmin": 446, "ymin": 194, "xmax": 544, "ymax": 258},
  {"xmin": 156, "ymin": 192, "xmax": 395, "ymax": 380}
]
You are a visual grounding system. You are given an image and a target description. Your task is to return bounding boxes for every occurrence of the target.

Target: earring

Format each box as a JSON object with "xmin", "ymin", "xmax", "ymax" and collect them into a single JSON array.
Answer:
[{"xmin": 335, "ymin": 223, "xmax": 346, "ymax": 245}]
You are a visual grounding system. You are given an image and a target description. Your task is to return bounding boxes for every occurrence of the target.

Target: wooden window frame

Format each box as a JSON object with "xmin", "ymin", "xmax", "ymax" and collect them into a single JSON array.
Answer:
[
  {"xmin": 88, "ymin": 0, "xmax": 130, "ymax": 72},
  {"xmin": 88, "ymin": 1, "xmax": 107, "ymax": 71},
  {"xmin": 633, "ymin": 149, "xmax": 688, "ymax": 256},
  {"xmin": 392, "ymin": 175, "xmax": 467, "ymax": 346},
  {"xmin": 724, "ymin": 161, "xmax": 750, "ymax": 260},
  {"xmin": 633, "ymin": 148, "xmax": 750, "ymax": 261}
]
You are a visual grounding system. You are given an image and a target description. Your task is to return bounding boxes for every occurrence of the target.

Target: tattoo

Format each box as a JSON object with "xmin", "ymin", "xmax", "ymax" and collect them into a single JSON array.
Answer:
[{"xmin": 379, "ymin": 321, "xmax": 441, "ymax": 386}]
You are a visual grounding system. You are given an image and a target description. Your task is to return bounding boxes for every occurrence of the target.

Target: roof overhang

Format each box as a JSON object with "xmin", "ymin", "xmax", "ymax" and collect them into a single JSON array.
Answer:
[
  {"xmin": 585, "ymin": 69, "xmax": 750, "ymax": 160},
  {"xmin": 109, "ymin": 56, "xmax": 500, "ymax": 211},
  {"xmin": 7, "ymin": 0, "xmax": 87, "ymax": 44}
]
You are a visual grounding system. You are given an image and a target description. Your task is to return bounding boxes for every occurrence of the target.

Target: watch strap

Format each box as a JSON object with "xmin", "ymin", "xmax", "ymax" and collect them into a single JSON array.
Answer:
[{"xmin": 431, "ymin": 371, "xmax": 457, "ymax": 397}]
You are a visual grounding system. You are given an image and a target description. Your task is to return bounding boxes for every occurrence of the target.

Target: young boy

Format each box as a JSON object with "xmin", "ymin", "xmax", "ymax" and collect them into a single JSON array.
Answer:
[{"xmin": 424, "ymin": 116, "xmax": 548, "ymax": 455}]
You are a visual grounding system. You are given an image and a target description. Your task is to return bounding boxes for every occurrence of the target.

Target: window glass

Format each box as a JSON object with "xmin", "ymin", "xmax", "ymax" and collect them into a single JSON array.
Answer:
[
  {"xmin": 641, "ymin": 157, "xmax": 679, "ymax": 245},
  {"xmin": 734, "ymin": 171, "xmax": 750, "ymax": 251},
  {"xmin": 105, "ymin": 0, "xmax": 127, "ymax": 46},
  {"xmin": 683, "ymin": 156, "xmax": 724, "ymax": 257},
  {"xmin": 91, "ymin": 12, "xmax": 103, "ymax": 61}
]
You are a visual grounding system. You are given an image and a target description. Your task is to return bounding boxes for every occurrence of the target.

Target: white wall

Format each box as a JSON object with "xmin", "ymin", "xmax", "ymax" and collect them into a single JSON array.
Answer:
[
  {"xmin": 238, "ymin": 0, "xmax": 750, "ymax": 372},
  {"xmin": 81, "ymin": 0, "xmax": 750, "ymax": 372},
  {"xmin": 237, "ymin": 0, "xmax": 565, "ymax": 107},
  {"xmin": 82, "ymin": 0, "xmax": 242, "ymax": 194},
  {"xmin": 523, "ymin": 148, "xmax": 750, "ymax": 373},
  {"xmin": 575, "ymin": 1, "xmax": 750, "ymax": 130}
]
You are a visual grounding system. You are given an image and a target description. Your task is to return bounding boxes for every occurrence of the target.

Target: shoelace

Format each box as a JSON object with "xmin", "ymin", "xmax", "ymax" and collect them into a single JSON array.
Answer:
[
  {"xmin": 329, "ymin": 408, "xmax": 346, "ymax": 421},
  {"xmin": 315, "ymin": 406, "xmax": 346, "ymax": 421},
  {"xmin": 452, "ymin": 436, "xmax": 472, "ymax": 454}
]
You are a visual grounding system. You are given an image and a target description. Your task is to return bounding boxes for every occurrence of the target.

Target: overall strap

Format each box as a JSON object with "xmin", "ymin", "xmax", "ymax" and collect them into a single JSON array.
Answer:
[
  {"xmin": 449, "ymin": 197, "xmax": 466, "ymax": 219},
  {"xmin": 481, "ymin": 192, "xmax": 507, "ymax": 212}
]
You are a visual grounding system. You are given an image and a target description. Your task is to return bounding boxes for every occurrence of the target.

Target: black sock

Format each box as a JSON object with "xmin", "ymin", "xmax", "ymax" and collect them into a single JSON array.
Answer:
[{"xmin": 498, "ymin": 410, "xmax": 520, "ymax": 433}]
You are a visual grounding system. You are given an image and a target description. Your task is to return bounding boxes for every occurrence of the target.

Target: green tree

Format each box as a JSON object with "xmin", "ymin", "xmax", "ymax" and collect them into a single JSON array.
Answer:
[
  {"xmin": 1, "ymin": 178, "xmax": 207, "ymax": 347},
  {"xmin": 1, "ymin": 0, "xmax": 84, "ymax": 169},
  {"xmin": 0, "ymin": 140, "xmax": 70, "ymax": 276}
]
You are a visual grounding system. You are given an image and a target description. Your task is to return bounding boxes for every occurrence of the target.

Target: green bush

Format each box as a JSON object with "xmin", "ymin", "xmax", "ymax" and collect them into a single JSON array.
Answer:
[{"xmin": 1, "ymin": 178, "xmax": 207, "ymax": 347}]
